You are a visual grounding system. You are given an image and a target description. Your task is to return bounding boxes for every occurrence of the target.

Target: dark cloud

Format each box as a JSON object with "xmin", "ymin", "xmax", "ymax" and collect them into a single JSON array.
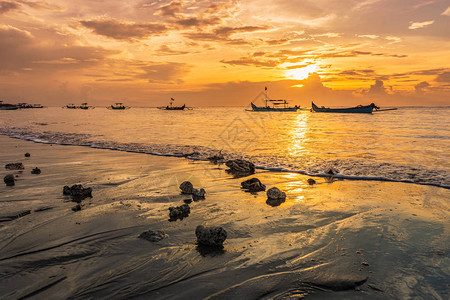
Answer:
[
  {"xmin": 215, "ymin": 25, "xmax": 269, "ymax": 36},
  {"xmin": 0, "ymin": 24, "xmax": 117, "ymax": 73},
  {"xmin": 184, "ymin": 25, "xmax": 270, "ymax": 43},
  {"xmin": 435, "ymin": 71, "xmax": 450, "ymax": 83},
  {"xmin": 415, "ymin": 81, "xmax": 430, "ymax": 94},
  {"xmin": 318, "ymin": 50, "xmax": 407, "ymax": 59},
  {"xmin": 265, "ymin": 38, "xmax": 291, "ymax": 45},
  {"xmin": 19, "ymin": 0, "xmax": 62, "ymax": 11},
  {"xmin": 335, "ymin": 69, "xmax": 376, "ymax": 79},
  {"xmin": 0, "ymin": 1, "xmax": 20, "ymax": 14},
  {"xmin": 252, "ymin": 51, "xmax": 266, "ymax": 57},
  {"xmin": 80, "ymin": 19, "xmax": 167, "ymax": 40},
  {"xmin": 156, "ymin": 44, "xmax": 189, "ymax": 56},
  {"xmin": 174, "ymin": 16, "xmax": 221, "ymax": 27},
  {"xmin": 155, "ymin": 1, "xmax": 183, "ymax": 18}
]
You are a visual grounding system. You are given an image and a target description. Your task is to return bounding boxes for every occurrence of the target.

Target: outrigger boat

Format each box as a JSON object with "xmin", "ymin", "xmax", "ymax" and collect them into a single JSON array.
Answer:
[
  {"xmin": 64, "ymin": 103, "xmax": 93, "ymax": 109},
  {"xmin": 79, "ymin": 102, "xmax": 93, "ymax": 109},
  {"xmin": 107, "ymin": 102, "xmax": 130, "ymax": 110},
  {"xmin": 311, "ymin": 101, "xmax": 379, "ymax": 114},
  {"xmin": 17, "ymin": 103, "xmax": 44, "ymax": 109},
  {"xmin": 0, "ymin": 101, "xmax": 18, "ymax": 110},
  {"xmin": 157, "ymin": 98, "xmax": 187, "ymax": 110},
  {"xmin": 249, "ymin": 88, "xmax": 299, "ymax": 112}
]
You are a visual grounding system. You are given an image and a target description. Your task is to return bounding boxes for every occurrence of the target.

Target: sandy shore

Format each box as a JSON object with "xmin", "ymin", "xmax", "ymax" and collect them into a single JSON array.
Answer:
[{"xmin": 0, "ymin": 135, "xmax": 449, "ymax": 299}]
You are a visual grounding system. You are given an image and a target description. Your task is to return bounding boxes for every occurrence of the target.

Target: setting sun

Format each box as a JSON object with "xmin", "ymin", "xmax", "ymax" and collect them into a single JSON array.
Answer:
[{"xmin": 285, "ymin": 63, "xmax": 318, "ymax": 81}]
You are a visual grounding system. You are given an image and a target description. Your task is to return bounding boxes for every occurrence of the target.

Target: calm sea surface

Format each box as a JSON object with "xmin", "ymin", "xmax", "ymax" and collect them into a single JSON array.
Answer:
[{"xmin": 1, "ymin": 106, "xmax": 449, "ymax": 187}]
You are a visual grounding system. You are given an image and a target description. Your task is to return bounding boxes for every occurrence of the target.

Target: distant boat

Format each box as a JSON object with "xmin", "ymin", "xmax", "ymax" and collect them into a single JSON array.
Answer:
[
  {"xmin": 157, "ymin": 98, "xmax": 188, "ymax": 110},
  {"xmin": 17, "ymin": 103, "xmax": 43, "ymax": 109},
  {"xmin": 0, "ymin": 101, "xmax": 18, "ymax": 110},
  {"xmin": 79, "ymin": 103, "xmax": 93, "ymax": 109},
  {"xmin": 251, "ymin": 101, "xmax": 298, "ymax": 112},
  {"xmin": 64, "ymin": 103, "xmax": 77, "ymax": 109},
  {"xmin": 249, "ymin": 88, "xmax": 299, "ymax": 112},
  {"xmin": 311, "ymin": 101, "xmax": 379, "ymax": 114},
  {"xmin": 107, "ymin": 102, "xmax": 130, "ymax": 110},
  {"xmin": 63, "ymin": 103, "xmax": 93, "ymax": 109}
]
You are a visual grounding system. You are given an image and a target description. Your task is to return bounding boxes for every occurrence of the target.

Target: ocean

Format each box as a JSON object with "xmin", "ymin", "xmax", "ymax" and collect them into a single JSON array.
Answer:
[{"xmin": 1, "ymin": 106, "xmax": 449, "ymax": 188}]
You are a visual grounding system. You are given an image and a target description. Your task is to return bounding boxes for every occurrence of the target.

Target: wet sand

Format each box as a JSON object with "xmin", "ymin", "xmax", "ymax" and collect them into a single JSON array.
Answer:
[{"xmin": 0, "ymin": 135, "xmax": 449, "ymax": 299}]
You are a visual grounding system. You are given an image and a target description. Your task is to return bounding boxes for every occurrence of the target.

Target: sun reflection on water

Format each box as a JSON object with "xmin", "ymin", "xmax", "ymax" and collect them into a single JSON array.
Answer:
[{"xmin": 287, "ymin": 112, "xmax": 310, "ymax": 157}]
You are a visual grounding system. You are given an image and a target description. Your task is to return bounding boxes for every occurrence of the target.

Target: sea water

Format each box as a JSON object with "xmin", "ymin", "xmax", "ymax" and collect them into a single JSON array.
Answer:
[{"xmin": 1, "ymin": 106, "xmax": 449, "ymax": 188}]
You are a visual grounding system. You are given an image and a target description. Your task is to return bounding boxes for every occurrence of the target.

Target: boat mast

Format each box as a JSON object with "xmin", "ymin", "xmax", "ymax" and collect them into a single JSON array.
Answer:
[{"xmin": 264, "ymin": 86, "xmax": 268, "ymax": 108}]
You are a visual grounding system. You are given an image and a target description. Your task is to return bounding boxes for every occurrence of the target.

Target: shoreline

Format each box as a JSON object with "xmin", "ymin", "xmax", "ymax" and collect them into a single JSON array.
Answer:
[
  {"xmin": 1, "ymin": 132, "xmax": 449, "ymax": 190},
  {"xmin": 1, "ymin": 135, "xmax": 449, "ymax": 299}
]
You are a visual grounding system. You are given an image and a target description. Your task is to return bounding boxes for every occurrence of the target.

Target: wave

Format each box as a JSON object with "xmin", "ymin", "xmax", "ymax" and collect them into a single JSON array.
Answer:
[{"xmin": 1, "ymin": 127, "xmax": 449, "ymax": 189}]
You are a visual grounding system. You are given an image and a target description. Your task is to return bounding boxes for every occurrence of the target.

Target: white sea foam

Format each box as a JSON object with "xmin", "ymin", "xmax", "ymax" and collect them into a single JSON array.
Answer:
[{"xmin": 1, "ymin": 127, "xmax": 448, "ymax": 189}]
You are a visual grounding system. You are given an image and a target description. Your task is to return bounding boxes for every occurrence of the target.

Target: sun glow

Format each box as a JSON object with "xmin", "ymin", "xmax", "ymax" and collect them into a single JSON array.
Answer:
[{"xmin": 285, "ymin": 64, "xmax": 318, "ymax": 81}]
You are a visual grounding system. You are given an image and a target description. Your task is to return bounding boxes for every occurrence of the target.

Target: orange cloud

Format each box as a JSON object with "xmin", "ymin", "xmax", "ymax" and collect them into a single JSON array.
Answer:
[{"xmin": 80, "ymin": 19, "xmax": 167, "ymax": 40}]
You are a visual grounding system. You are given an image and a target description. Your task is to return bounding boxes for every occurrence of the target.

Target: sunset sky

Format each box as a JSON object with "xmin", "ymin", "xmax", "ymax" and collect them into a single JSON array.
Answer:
[{"xmin": 1, "ymin": 0, "xmax": 449, "ymax": 106}]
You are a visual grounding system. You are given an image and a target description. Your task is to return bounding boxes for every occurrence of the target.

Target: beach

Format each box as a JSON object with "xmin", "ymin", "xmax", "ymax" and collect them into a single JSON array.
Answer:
[{"xmin": 1, "ymin": 135, "xmax": 449, "ymax": 299}]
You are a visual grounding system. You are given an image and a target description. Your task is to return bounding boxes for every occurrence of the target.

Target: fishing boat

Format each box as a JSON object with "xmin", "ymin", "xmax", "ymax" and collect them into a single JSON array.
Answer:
[
  {"xmin": 0, "ymin": 101, "xmax": 18, "ymax": 110},
  {"xmin": 249, "ymin": 88, "xmax": 298, "ymax": 112},
  {"xmin": 17, "ymin": 103, "xmax": 44, "ymax": 109},
  {"xmin": 79, "ymin": 103, "xmax": 93, "ymax": 109},
  {"xmin": 311, "ymin": 102, "xmax": 379, "ymax": 114},
  {"xmin": 107, "ymin": 102, "xmax": 130, "ymax": 110},
  {"xmin": 157, "ymin": 98, "xmax": 187, "ymax": 110},
  {"xmin": 64, "ymin": 103, "xmax": 77, "ymax": 109}
]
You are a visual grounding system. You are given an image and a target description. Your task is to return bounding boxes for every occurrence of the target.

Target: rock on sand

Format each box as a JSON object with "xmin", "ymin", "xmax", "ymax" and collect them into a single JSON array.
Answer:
[{"xmin": 195, "ymin": 225, "xmax": 227, "ymax": 247}]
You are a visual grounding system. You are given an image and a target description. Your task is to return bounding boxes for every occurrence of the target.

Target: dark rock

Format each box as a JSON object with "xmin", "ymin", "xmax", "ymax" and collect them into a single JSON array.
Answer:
[
  {"xmin": 225, "ymin": 159, "xmax": 255, "ymax": 177},
  {"xmin": 179, "ymin": 181, "xmax": 206, "ymax": 200},
  {"xmin": 266, "ymin": 187, "xmax": 286, "ymax": 207},
  {"xmin": 241, "ymin": 178, "xmax": 266, "ymax": 192},
  {"xmin": 267, "ymin": 187, "xmax": 286, "ymax": 200},
  {"xmin": 24, "ymin": 152, "xmax": 31, "ymax": 157},
  {"xmin": 5, "ymin": 162, "xmax": 24, "ymax": 170},
  {"xmin": 179, "ymin": 181, "xmax": 194, "ymax": 194},
  {"xmin": 139, "ymin": 230, "xmax": 168, "ymax": 242},
  {"xmin": 4, "ymin": 174, "xmax": 15, "ymax": 186},
  {"xmin": 183, "ymin": 199, "xmax": 192, "ymax": 204},
  {"xmin": 207, "ymin": 151, "xmax": 224, "ymax": 163},
  {"xmin": 31, "ymin": 167, "xmax": 41, "ymax": 174},
  {"xmin": 324, "ymin": 166, "xmax": 339, "ymax": 176},
  {"xmin": 168, "ymin": 203, "xmax": 190, "ymax": 221},
  {"xmin": 307, "ymin": 178, "xmax": 316, "ymax": 185},
  {"xmin": 195, "ymin": 225, "xmax": 227, "ymax": 247},
  {"xmin": 192, "ymin": 188, "xmax": 206, "ymax": 201},
  {"xmin": 63, "ymin": 184, "xmax": 92, "ymax": 202},
  {"xmin": 266, "ymin": 198, "xmax": 285, "ymax": 207},
  {"xmin": 72, "ymin": 204, "xmax": 82, "ymax": 212}
]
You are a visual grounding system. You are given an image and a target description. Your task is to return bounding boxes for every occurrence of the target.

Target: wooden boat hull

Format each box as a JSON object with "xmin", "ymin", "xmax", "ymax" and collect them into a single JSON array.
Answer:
[
  {"xmin": 0, "ymin": 106, "xmax": 18, "ymax": 110},
  {"xmin": 158, "ymin": 104, "xmax": 186, "ymax": 110},
  {"xmin": 311, "ymin": 102, "xmax": 374, "ymax": 113},
  {"xmin": 251, "ymin": 103, "xmax": 297, "ymax": 112},
  {"xmin": 108, "ymin": 106, "xmax": 129, "ymax": 110}
]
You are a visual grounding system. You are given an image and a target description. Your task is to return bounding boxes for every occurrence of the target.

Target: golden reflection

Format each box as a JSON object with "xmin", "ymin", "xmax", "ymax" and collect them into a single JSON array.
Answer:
[
  {"xmin": 288, "ymin": 112, "xmax": 310, "ymax": 157},
  {"xmin": 283, "ymin": 173, "xmax": 307, "ymax": 203}
]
